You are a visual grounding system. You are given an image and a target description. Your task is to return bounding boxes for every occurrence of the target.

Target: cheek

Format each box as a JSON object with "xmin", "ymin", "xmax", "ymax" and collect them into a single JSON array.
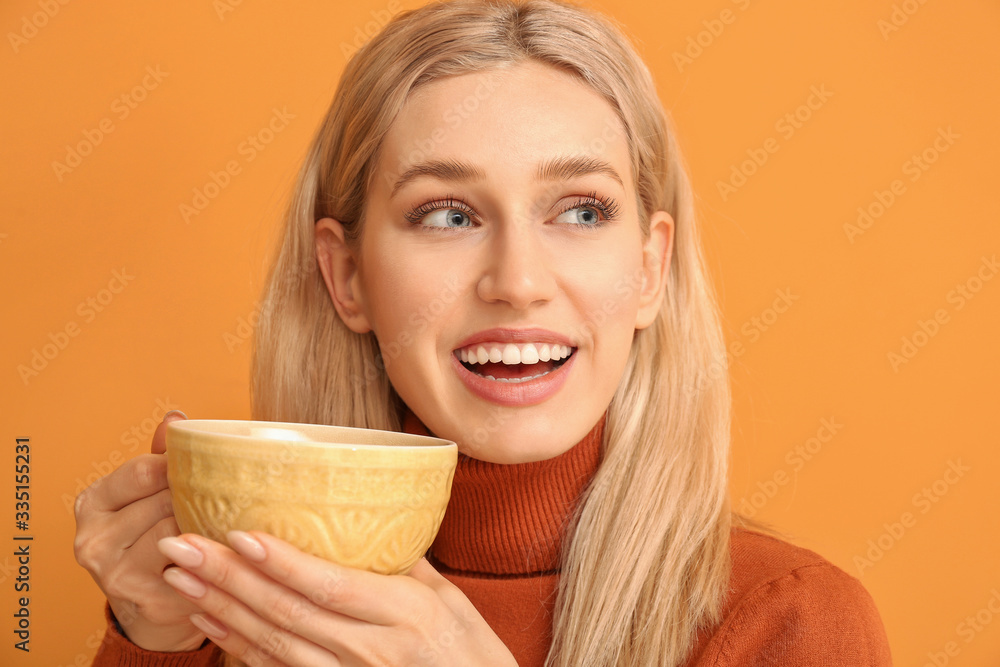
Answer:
[
  {"xmin": 578, "ymin": 254, "xmax": 645, "ymax": 336},
  {"xmin": 364, "ymin": 255, "xmax": 459, "ymax": 349}
]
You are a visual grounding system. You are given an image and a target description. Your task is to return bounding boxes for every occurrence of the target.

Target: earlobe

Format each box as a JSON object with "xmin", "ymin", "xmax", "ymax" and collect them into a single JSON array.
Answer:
[
  {"xmin": 314, "ymin": 217, "xmax": 372, "ymax": 334},
  {"xmin": 634, "ymin": 210, "xmax": 675, "ymax": 330}
]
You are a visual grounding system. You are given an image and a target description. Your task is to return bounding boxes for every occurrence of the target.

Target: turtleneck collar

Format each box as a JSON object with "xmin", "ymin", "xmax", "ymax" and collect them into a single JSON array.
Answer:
[{"xmin": 400, "ymin": 404, "xmax": 606, "ymax": 576}]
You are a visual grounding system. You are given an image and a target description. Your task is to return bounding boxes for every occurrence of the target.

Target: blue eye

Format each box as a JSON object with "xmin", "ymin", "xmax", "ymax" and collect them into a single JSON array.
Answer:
[
  {"xmin": 403, "ymin": 196, "xmax": 476, "ymax": 229},
  {"xmin": 554, "ymin": 192, "xmax": 620, "ymax": 228},
  {"xmin": 555, "ymin": 206, "xmax": 602, "ymax": 226},
  {"xmin": 403, "ymin": 192, "xmax": 619, "ymax": 230},
  {"xmin": 424, "ymin": 208, "xmax": 472, "ymax": 228}
]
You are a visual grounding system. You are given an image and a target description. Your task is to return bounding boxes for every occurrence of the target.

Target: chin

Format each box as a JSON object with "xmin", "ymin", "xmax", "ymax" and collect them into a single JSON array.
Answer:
[{"xmin": 460, "ymin": 441, "xmax": 572, "ymax": 465}]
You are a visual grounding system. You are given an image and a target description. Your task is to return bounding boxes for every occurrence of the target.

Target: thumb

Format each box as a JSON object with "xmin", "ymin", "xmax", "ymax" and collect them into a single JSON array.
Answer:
[
  {"xmin": 151, "ymin": 410, "xmax": 188, "ymax": 455},
  {"xmin": 406, "ymin": 557, "xmax": 446, "ymax": 586}
]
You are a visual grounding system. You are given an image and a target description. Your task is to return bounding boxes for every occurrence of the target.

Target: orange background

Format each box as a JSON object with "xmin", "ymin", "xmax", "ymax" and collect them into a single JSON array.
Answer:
[{"xmin": 2, "ymin": 1, "xmax": 998, "ymax": 665}]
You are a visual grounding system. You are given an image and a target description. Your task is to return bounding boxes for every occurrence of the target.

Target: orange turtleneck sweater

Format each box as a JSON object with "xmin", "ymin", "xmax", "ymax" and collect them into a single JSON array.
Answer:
[{"xmin": 91, "ymin": 406, "xmax": 892, "ymax": 666}]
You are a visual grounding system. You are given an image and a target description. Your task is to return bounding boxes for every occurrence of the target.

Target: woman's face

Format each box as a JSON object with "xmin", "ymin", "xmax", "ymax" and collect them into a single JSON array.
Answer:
[{"xmin": 316, "ymin": 60, "xmax": 673, "ymax": 463}]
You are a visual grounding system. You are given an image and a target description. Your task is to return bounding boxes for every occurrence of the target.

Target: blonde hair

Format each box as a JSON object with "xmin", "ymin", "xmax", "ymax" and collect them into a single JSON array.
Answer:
[{"xmin": 249, "ymin": 1, "xmax": 737, "ymax": 664}]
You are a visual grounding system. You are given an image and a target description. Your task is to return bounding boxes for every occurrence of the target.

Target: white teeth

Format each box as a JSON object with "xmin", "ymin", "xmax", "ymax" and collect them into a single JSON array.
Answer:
[
  {"xmin": 502, "ymin": 344, "xmax": 521, "ymax": 365},
  {"xmin": 482, "ymin": 369, "xmax": 552, "ymax": 383},
  {"xmin": 520, "ymin": 344, "xmax": 539, "ymax": 364},
  {"xmin": 458, "ymin": 342, "xmax": 572, "ymax": 366}
]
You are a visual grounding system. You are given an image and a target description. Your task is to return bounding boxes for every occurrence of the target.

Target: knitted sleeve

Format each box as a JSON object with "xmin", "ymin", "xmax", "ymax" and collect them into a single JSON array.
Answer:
[
  {"xmin": 91, "ymin": 600, "xmax": 224, "ymax": 667},
  {"xmin": 700, "ymin": 562, "xmax": 893, "ymax": 666}
]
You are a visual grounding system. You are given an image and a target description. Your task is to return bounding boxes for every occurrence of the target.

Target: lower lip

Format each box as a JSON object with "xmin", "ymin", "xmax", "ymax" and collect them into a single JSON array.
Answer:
[{"xmin": 450, "ymin": 349, "xmax": 576, "ymax": 407}]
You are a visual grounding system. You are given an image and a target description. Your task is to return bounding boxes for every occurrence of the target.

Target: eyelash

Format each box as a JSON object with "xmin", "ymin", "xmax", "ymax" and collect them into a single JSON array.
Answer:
[{"xmin": 403, "ymin": 191, "xmax": 621, "ymax": 231}]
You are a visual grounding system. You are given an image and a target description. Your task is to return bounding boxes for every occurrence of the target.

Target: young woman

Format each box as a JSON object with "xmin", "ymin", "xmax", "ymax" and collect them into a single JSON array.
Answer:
[{"xmin": 74, "ymin": 1, "xmax": 893, "ymax": 665}]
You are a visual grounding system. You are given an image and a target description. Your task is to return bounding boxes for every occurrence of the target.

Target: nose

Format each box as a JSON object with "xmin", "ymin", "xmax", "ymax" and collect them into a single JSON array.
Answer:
[{"xmin": 476, "ymin": 215, "xmax": 556, "ymax": 310}]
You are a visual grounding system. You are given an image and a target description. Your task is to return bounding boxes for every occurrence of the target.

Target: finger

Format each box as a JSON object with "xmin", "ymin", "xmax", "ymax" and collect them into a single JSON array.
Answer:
[
  {"xmin": 75, "ymin": 499, "xmax": 174, "ymax": 587},
  {"xmin": 407, "ymin": 557, "xmax": 466, "ymax": 603},
  {"xmin": 129, "ymin": 515, "xmax": 189, "ymax": 575},
  {"xmin": 102, "ymin": 517, "xmax": 205, "ymax": 625},
  {"xmin": 111, "ymin": 487, "xmax": 175, "ymax": 551},
  {"xmin": 108, "ymin": 561, "xmax": 203, "ymax": 629},
  {"xmin": 162, "ymin": 569, "xmax": 336, "ymax": 667},
  {"xmin": 160, "ymin": 535, "xmax": 371, "ymax": 650},
  {"xmin": 152, "ymin": 410, "xmax": 187, "ymax": 455},
  {"xmin": 80, "ymin": 453, "xmax": 168, "ymax": 513},
  {"xmin": 189, "ymin": 613, "xmax": 295, "ymax": 667},
  {"xmin": 128, "ymin": 518, "xmax": 206, "ymax": 621},
  {"xmin": 226, "ymin": 530, "xmax": 414, "ymax": 626},
  {"xmin": 406, "ymin": 557, "xmax": 446, "ymax": 587}
]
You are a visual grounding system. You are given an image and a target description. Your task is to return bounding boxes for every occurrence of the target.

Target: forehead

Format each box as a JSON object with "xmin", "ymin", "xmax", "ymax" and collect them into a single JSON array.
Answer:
[{"xmin": 378, "ymin": 60, "xmax": 631, "ymax": 187}]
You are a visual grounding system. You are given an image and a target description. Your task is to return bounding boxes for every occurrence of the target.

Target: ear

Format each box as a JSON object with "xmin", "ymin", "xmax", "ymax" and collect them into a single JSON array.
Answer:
[
  {"xmin": 634, "ymin": 210, "xmax": 674, "ymax": 330},
  {"xmin": 314, "ymin": 217, "xmax": 372, "ymax": 334}
]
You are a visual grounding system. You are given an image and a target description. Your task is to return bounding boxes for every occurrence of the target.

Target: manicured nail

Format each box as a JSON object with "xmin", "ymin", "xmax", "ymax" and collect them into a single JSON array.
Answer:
[
  {"xmin": 164, "ymin": 410, "xmax": 188, "ymax": 420},
  {"xmin": 163, "ymin": 567, "xmax": 206, "ymax": 597},
  {"xmin": 227, "ymin": 530, "xmax": 266, "ymax": 562},
  {"xmin": 189, "ymin": 613, "xmax": 228, "ymax": 639},
  {"xmin": 158, "ymin": 536, "xmax": 204, "ymax": 568}
]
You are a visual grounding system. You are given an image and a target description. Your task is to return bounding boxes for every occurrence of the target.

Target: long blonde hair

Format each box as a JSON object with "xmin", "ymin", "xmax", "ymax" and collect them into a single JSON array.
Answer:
[{"xmin": 251, "ymin": 1, "xmax": 734, "ymax": 664}]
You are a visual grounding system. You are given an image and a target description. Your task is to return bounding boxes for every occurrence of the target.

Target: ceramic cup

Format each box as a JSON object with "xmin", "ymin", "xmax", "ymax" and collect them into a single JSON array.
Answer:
[{"xmin": 166, "ymin": 419, "xmax": 457, "ymax": 575}]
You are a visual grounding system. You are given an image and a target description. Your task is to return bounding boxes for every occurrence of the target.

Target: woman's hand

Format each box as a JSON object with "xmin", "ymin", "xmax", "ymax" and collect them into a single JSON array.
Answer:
[
  {"xmin": 73, "ymin": 411, "xmax": 209, "ymax": 651},
  {"xmin": 156, "ymin": 530, "xmax": 518, "ymax": 666}
]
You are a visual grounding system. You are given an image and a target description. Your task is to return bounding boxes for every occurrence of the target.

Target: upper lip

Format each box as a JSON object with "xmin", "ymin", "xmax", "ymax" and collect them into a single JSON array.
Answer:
[{"xmin": 454, "ymin": 327, "xmax": 577, "ymax": 351}]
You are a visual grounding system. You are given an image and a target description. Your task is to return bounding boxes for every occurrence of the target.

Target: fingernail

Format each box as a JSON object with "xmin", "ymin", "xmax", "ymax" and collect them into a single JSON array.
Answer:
[
  {"xmin": 189, "ymin": 613, "xmax": 228, "ymax": 639},
  {"xmin": 158, "ymin": 536, "xmax": 204, "ymax": 568},
  {"xmin": 164, "ymin": 410, "xmax": 188, "ymax": 421},
  {"xmin": 227, "ymin": 530, "xmax": 266, "ymax": 562},
  {"xmin": 163, "ymin": 567, "xmax": 206, "ymax": 597}
]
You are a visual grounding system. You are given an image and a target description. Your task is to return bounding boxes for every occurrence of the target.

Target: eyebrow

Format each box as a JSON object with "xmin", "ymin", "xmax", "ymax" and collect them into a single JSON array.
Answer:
[{"xmin": 389, "ymin": 155, "xmax": 624, "ymax": 198}]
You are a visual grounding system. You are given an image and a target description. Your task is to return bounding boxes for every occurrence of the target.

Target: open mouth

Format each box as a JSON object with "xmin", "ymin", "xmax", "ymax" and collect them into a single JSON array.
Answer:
[{"xmin": 456, "ymin": 347, "xmax": 576, "ymax": 383}]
